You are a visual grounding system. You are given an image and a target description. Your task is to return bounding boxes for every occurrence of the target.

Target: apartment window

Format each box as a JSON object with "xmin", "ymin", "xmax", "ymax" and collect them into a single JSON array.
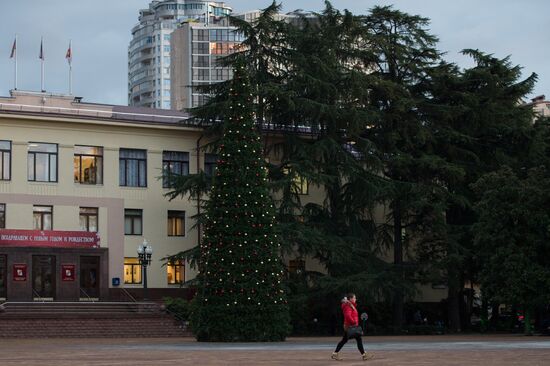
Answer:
[
  {"xmin": 28, "ymin": 142, "xmax": 57, "ymax": 182},
  {"xmin": 192, "ymin": 69, "xmax": 210, "ymax": 81},
  {"xmin": 80, "ymin": 207, "xmax": 98, "ymax": 232},
  {"xmin": 293, "ymin": 175, "xmax": 309, "ymax": 195},
  {"xmin": 284, "ymin": 168, "xmax": 309, "ymax": 195},
  {"xmin": 163, "ymin": 45, "xmax": 171, "ymax": 53},
  {"xmin": 167, "ymin": 260, "xmax": 184, "ymax": 284},
  {"xmin": 193, "ymin": 29, "xmax": 209, "ymax": 41},
  {"xmin": 124, "ymin": 258, "xmax": 142, "ymax": 284},
  {"xmin": 33, "ymin": 205, "xmax": 52, "ymax": 230},
  {"xmin": 119, "ymin": 149, "xmax": 147, "ymax": 187},
  {"xmin": 204, "ymin": 153, "xmax": 218, "ymax": 177},
  {"xmin": 74, "ymin": 146, "xmax": 103, "ymax": 184},
  {"xmin": 0, "ymin": 204, "xmax": 5, "ymax": 228},
  {"xmin": 192, "ymin": 42, "xmax": 209, "ymax": 55},
  {"xmin": 193, "ymin": 55, "xmax": 209, "ymax": 67},
  {"xmin": 288, "ymin": 259, "xmax": 305, "ymax": 274},
  {"xmin": 0, "ymin": 140, "xmax": 11, "ymax": 180},
  {"xmin": 167, "ymin": 210, "xmax": 185, "ymax": 236},
  {"xmin": 162, "ymin": 151, "xmax": 189, "ymax": 188},
  {"xmin": 125, "ymin": 209, "xmax": 142, "ymax": 235}
]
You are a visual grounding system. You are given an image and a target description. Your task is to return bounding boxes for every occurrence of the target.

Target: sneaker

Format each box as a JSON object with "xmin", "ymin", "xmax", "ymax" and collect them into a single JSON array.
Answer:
[
  {"xmin": 362, "ymin": 352, "xmax": 374, "ymax": 361},
  {"xmin": 331, "ymin": 352, "xmax": 342, "ymax": 361}
]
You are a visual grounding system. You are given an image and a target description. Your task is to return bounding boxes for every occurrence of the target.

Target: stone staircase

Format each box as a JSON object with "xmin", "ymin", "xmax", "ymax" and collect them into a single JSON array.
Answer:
[{"xmin": 0, "ymin": 302, "xmax": 191, "ymax": 338}]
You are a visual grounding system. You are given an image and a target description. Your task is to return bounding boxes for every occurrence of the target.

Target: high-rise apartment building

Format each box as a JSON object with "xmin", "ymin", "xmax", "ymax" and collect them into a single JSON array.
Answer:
[
  {"xmin": 170, "ymin": 20, "xmax": 244, "ymax": 110},
  {"xmin": 128, "ymin": 0, "xmax": 232, "ymax": 109},
  {"xmin": 169, "ymin": 9, "xmax": 316, "ymax": 111}
]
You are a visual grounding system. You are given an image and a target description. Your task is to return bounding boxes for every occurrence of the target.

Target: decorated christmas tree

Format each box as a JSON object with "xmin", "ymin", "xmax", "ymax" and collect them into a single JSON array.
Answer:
[{"xmin": 190, "ymin": 60, "xmax": 290, "ymax": 342}]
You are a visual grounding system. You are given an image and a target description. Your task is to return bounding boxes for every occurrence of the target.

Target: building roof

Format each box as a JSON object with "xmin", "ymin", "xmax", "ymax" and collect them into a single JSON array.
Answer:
[{"xmin": 0, "ymin": 90, "xmax": 195, "ymax": 128}]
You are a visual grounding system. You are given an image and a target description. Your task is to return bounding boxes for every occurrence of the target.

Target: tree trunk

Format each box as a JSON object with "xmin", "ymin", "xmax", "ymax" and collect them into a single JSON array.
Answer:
[
  {"xmin": 524, "ymin": 306, "xmax": 533, "ymax": 335},
  {"xmin": 447, "ymin": 266, "xmax": 462, "ymax": 332},
  {"xmin": 392, "ymin": 200, "xmax": 404, "ymax": 333}
]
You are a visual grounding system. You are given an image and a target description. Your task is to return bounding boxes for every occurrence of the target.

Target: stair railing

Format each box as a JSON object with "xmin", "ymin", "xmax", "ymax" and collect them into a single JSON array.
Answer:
[
  {"xmin": 32, "ymin": 288, "xmax": 44, "ymax": 303},
  {"xmin": 120, "ymin": 287, "xmax": 137, "ymax": 303},
  {"xmin": 79, "ymin": 287, "xmax": 95, "ymax": 302}
]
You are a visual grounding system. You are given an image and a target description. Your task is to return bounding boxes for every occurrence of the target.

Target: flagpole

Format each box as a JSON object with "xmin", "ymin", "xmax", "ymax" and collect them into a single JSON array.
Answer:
[
  {"xmin": 40, "ymin": 37, "xmax": 45, "ymax": 92},
  {"xmin": 14, "ymin": 34, "xmax": 18, "ymax": 90},
  {"xmin": 68, "ymin": 40, "xmax": 72, "ymax": 95}
]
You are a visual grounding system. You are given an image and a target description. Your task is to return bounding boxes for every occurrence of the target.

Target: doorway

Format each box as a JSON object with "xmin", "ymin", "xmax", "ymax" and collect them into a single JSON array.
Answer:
[
  {"xmin": 0, "ymin": 255, "xmax": 6, "ymax": 299},
  {"xmin": 32, "ymin": 255, "xmax": 56, "ymax": 300},
  {"xmin": 80, "ymin": 256, "xmax": 100, "ymax": 299}
]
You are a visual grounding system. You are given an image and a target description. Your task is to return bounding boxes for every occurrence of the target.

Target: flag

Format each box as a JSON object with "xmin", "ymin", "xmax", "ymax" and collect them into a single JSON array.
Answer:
[
  {"xmin": 9, "ymin": 37, "xmax": 16, "ymax": 58},
  {"xmin": 39, "ymin": 38, "xmax": 44, "ymax": 60},
  {"xmin": 65, "ymin": 42, "xmax": 72, "ymax": 65}
]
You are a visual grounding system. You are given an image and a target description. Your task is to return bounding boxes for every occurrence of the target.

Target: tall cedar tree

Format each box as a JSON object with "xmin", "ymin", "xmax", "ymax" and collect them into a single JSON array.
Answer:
[
  {"xmin": 361, "ymin": 6, "xmax": 450, "ymax": 332},
  {"xmin": 418, "ymin": 51, "xmax": 537, "ymax": 331},
  {"xmin": 190, "ymin": 61, "xmax": 290, "ymax": 342}
]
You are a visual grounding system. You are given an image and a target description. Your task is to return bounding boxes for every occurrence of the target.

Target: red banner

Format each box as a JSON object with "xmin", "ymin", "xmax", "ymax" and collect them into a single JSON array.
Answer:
[
  {"xmin": 62, "ymin": 264, "xmax": 76, "ymax": 281},
  {"xmin": 13, "ymin": 264, "xmax": 27, "ymax": 281},
  {"xmin": 0, "ymin": 229, "xmax": 100, "ymax": 248}
]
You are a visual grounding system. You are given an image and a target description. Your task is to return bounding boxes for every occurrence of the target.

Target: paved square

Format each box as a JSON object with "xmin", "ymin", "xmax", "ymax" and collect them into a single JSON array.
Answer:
[{"xmin": 0, "ymin": 335, "xmax": 549, "ymax": 365}]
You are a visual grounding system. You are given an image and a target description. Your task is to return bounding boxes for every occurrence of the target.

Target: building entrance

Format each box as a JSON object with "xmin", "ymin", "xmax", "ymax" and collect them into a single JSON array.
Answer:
[
  {"xmin": 80, "ymin": 256, "xmax": 100, "ymax": 299},
  {"xmin": 32, "ymin": 255, "xmax": 56, "ymax": 300},
  {"xmin": 0, "ymin": 255, "xmax": 6, "ymax": 299}
]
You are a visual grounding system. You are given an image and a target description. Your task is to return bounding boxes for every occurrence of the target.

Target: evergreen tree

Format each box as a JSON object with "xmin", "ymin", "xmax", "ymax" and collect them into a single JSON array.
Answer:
[
  {"xmin": 190, "ymin": 60, "xmax": 290, "ymax": 342},
  {"xmin": 472, "ymin": 167, "xmax": 550, "ymax": 335}
]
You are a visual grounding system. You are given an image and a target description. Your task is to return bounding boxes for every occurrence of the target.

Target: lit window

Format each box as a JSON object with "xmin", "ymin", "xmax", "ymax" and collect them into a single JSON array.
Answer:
[
  {"xmin": 288, "ymin": 259, "xmax": 305, "ymax": 274},
  {"xmin": 167, "ymin": 210, "xmax": 185, "ymax": 236},
  {"xmin": 124, "ymin": 258, "xmax": 142, "ymax": 284},
  {"xmin": 283, "ymin": 168, "xmax": 309, "ymax": 195},
  {"xmin": 80, "ymin": 207, "xmax": 98, "ymax": 232},
  {"xmin": 0, "ymin": 140, "xmax": 11, "ymax": 180},
  {"xmin": 167, "ymin": 260, "xmax": 185, "ymax": 284},
  {"xmin": 74, "ymin": 146, "xmax": 103, "ymax": 184},
  {"xmin": 33, "ymin": 205, "xmax": 52, "ymax": 230},
  {"xmin": 28, "ymin": 143, "xmax": 58, "ymax": 182},
  {"xmin": 124, "ymin": 209, "xmax": 143, "ymax": 235}
]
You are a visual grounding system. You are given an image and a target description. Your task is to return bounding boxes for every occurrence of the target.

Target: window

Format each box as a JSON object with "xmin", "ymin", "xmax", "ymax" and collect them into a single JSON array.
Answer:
[
  {"xmin": 162, "ymin": 151, "xmax": 189, "ymax": 188},
  {"xmin": 0, "ymin": 140, "xmax": 11, "ymax": 180},
  {"xmin": 33, "ymin": 205, "xmax": 52, "ymax": 230},
  {"xmin": 0, "ymin": 204, "xmax": 5, "ymax": 228},
  {"xmin": 284, "ymin": 167, "xmax": 309, "ymax": 195},
  {"xmin": 293, "ymin": 175, "xmax": 309, "ymax": 195},
  {"xmin": 28, "ymin": 142, "xmax": 57, "ymax": 182},
  {"xmin": 193, "ymin": 55, "xmax": 209, "ymax": 67},
  {"xmin": 192, "ymin": 68, "xmax": 210, "ymax": 81},
  {"xmin": 167, "ymin": 260, "xmax": 184, "ymax": 284},
  {"xmin": 124, "ymin": 258, "xmax": 142, "ymax": 284},
  {"xmin": 163, "ymin": 45, "xmax": 171, "ymax": 53},
  {"xmin": 119, "ymin": 149, "xmax": 147, "ymax": 187},
  {"xmin": 167, "ymin": 210, "xmax": 185, "ymax": 236},
  {"xmin": 74, "ymin": 146, "xmax": 103, "ymax": 184},
  {"xmin": 288, "ymin": 259, "xmax": 305, "ymax": 274},
  {"xmin": 192, "ymin": 42, "xmax": 209, "ymax": 55},
  {"xmin": 124, "ymin": 209, "xmax": 142, "ymax": 235},
  {"xmin": 80, "ymin": 207, "xmax": 98, "ymax": 232},
  {"xmin": 204, "ymin": 153, "xmax": 217, "ymax": 177}
]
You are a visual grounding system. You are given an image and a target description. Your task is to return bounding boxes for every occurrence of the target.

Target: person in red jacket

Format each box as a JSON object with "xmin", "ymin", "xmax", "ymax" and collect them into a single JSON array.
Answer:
[{"xmin": 331, "ymin": 293, "xmax": 374, "ymax": 361}]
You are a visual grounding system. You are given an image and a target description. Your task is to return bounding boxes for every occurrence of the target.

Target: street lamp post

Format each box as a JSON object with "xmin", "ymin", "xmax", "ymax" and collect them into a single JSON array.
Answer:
[{"xmin": 137, "ymin": 239, "xmax": 153, "ymax": 301}]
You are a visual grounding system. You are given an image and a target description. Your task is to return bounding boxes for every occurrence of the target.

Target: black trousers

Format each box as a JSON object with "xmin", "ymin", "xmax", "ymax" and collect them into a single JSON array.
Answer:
[{"xmin": 334, "ymin": 330, "xmax": 365, "ymax": 354}]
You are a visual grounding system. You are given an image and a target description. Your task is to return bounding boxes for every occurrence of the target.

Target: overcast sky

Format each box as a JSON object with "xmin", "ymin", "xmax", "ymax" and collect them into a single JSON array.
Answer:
[{"xmin": 0, "ymin": 1, "xmax": 548, "ymax": 106}]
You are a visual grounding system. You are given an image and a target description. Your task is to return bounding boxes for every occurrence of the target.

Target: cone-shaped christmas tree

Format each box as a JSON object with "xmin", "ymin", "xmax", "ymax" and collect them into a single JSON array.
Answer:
[{"xmin": 190, "ymin": 60, "xmax": 290, "ymax": 342}]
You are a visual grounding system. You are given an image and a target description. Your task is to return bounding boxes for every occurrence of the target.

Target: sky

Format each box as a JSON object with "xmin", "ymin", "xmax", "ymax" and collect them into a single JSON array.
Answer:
[{"xmin": 0, "ymin": 0, "xmax": 548, "ymax": 106}]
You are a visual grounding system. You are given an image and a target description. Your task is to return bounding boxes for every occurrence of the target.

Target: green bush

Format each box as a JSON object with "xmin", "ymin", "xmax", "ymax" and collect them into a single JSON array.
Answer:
[{"xmin": 163, "ymin": 297, "xmax": 191, "ymax": 320}]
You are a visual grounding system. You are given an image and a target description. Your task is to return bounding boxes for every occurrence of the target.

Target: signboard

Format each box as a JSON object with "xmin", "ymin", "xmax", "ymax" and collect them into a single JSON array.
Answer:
[
  {"xmin": 0, "ymin": 229, "xmax": 100, "ymax": 248},
  {"xmin": 62, "ymin": 264, "xmax": 76, "ymax": 281},
  {"xmin": 13, "ymin": 264, "xmax": 27, "ymax": 281}
]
